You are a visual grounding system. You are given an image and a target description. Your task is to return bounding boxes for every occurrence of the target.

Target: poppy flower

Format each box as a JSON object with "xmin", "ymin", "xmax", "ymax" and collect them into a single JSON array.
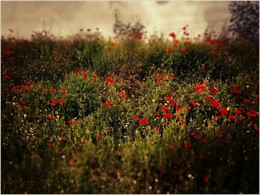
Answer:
[
  {"xmin": 219, "ymin": 129, "xmax": 226, "ymax": 134},
  {"xmin": 69, "ymin": 157, "xmax": 76, "ymax": 164},
  {"xmin": 190, "ymin": 100, "xmax": 197, "ymax": 107},
  {"xmin": 139, "ymin": 119, "xmax": 148, "ymax": 125},
  {"xmin": 47, "ymin": 115, "xmax": 54, "ymax": 120},
  {"xmin": 96, "ymin": 134, "xmax": 102, "ymax": 139},
  {"xmin": 50, "ymin": 87, "xmax": 57, "ymax": 92},
  {"xmin": 134, "ymin": 116, "xmax": 139, "ymax": 121},
  {"xmin": 229, "ymin": 115, "xmax": 236, "ymax": 120},
  {"xmin": 232, "ymin": 84, "xmax": 238, "ymax": 89},
  {"xmin": 165, "ymin": 96, "xmax": 172, "ymax": 102},
  {"xmin": 211, "ymin": 100, "xmax": 222, "ymax": 109},
  {"xmin": 68, "ymin": 119, "xmax": 74, "ymax": 125},
  {"xmin": 163, "ymin": 113, "xmax": 172, "ymax": 119},
  {"xmin": 233, "ymin": 109, "xmax": 241, "ymax": 115},
  {"xmin": 120, "ymin": 93, "xmax": 127, "ymax": 98},
  {"xmin": 246, "ymin": 109, "xmax": 258, "ymax": 117},
  {"xmin": 169, "ymin": 74, "xmax": 175, "ymax": 79},
  {"xmin": 167, "ymin": 47, "xmax": 172, "ymax": 52},
  {"xmin": 205, "ymin": 97, "xmax": 213, "ymax": 103},
  {"xmin": 194, "ymin": 84, "xmax": 206, "ymax": 93},
  {"xmin": 26, "ymin": 81, "xmax": 32, "ymax": 85},
  {"xmin": 77, "ymin": 69, "xmax": 82, "ymax": 75},
  {"xmin": 168, "ymin": 145, "xmax": 175, "ymax": 151},
  {"xmin": 181, "ymin": 47, "xmax": 186, "ymax": 53},
  {"xmin": 243, "ymin": 98, "xmax": 250, "ymax": 103},
  {"xmin": 254, "ymin": 94, "xmax": 259, "ymax": 99},
  {"xmin": 203, "ymin": 176, "xmax": 210, "ymax": 183},
  {"xmin": 103, "ymin": 101, "xmax": 112, "ymax": 107},
  {"xmin": 105, "ymin": 77, "xmax": 114, "ymax": 83},
  {"xmin": 111, "ymin": 42, "xmax": 116, "ymax": 47},
  {"xmin": 170, "ymin": 99, "xmax": 176, "ymax": 106},
  {"xmin": 184, "ymin": 141, "xmax": 191, "ymax": 149},
  {"xmin": 220, "ymin": 108, "xmax": 228, "ymax": 117},
  {"xmin": 82, "ymin": 73, "xmax": 88, "ymax": 78},
  {"xmin": 155, "ymin": 127, "xmax": 160, "ymax": 131},
  {"xmin": 161, "ymin": 105, "xmax": 169, "ymax": 112},
  {"xmin": 60, "ymin": 136, "xmax": 65, "ymax": 141},
  {"xmin": 210, "ymin": 87, "xmax": 218, "ymax": 95},
  {"xmin": 61, "ymin": 89, "xmax": 67, "ymax": 94},
  {"xmin": 50, "ymin": 100, "xmax": 57, "ymax": 106},
  {"xmin": 59, "ymin": 98, "xmax": 66, "ymax": 104},
  {"xmin": 176, "ymin": 105, "xmax": 182, "ymax": 112},
  {"xmin": 169, "ymin": 32, "xmax": 176, "ymax": 39},
  {"xmin": 186, "ymin": 106, "xmax": 191, "ymax": 111},
  {"xmin": 233, "ymin": 89, "xmax": 241, "ymax": 94}
]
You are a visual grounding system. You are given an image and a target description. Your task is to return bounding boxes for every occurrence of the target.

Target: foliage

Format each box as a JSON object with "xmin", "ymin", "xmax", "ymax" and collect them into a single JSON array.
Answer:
[
  {"xmin": 1, "ymin": 25, "xmax": 259, "ymax": 194},
  {"xmin": 228, "ymin": 1, "xmax": 259, "ymax": 43}
]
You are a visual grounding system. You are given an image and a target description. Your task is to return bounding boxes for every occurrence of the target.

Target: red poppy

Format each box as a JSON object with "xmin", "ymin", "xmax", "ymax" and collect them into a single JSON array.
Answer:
[
  {"xmin": 69, "ymin": 157, "xmax": 76, "ymax": 164},
  {"xmin": 50, "ymin": 87, "xmax": 57, "ymax": 92},
  {"xmin": 96, "ymin": 134, "xmax": 102, "ymax": 139},
  {"xmin": 139, "ymin": 119, "xmax": 148, "ymax": 125},
  {"xmin": 161, "ymin": 105, "xmax": 169, "ymax": 112},
  {"xmin": 181, "ymin": 47, "xmax": 186, "ymax": 53},
  {"xmin": 61, "ymin": 89, "xmax": 67, "ymax": 94},
  {"xmin": 232, "ymin": 84, "xmax": 238, "ymax": 89},
  {"xmin": 111, "ymin": 42, "xmax": 116, "ymax": 47},
  {"xmin": 82, "ymin": 73, "xmax": 88, "ymax": 78},
  {"xmin": 243, "ymin": 98, "xmax": 250, "ymax": 103},
  {"xmin": 229, "ymin": 115, "xmax": 236, "ymax": 120},
  {"xmin": 219, "ymin": 129, "xmax": 226, "ymax": 134},
  {"xmin": 47, "ymin": 115, "xmax": 54, "ymax": 120},
  {"xmin": 246, "ymin": 109, "xmax": 258, "ymax": 117},
  {"xmin": 184, "ymin": 141, "xmax": 191, "ymax": 149},
  {"xmin": 170, "ymin": 99, "xmax": 176, "ymax": 106},
  {"xmin": 212, "ymin": 51, "xmax": 217, "ymax": 55},
  {"xmin": 215, "ymin": 115, "xmax": 220, "ymax": 120},
  {"xmin": 103, "ymin": 101, "xmax": 112, "ymax": 107},
  {"xmin": 194, "ymin": 84, "xmax": 206, "ymax": 93},
  {"xmin": 165, "ymin": 96, "xmax": 172, "ymax": 102},
  {"xmin": 190, "ymin": 100, "xmax": 197, "ymax": 107},
  {"xmin": 163, "ymin": 113, "xmax": 172, "ymax": 119},
  {"xmin": 220, "ymin": 108, "xmax": 228, "ymax": 117},
  {"xmin": 186, "ymin": 106, "xmax": 191, "ymax": 111},
  {"xmin": 66, "ymin": 120, "xmax": 73, "ymax": 125},
  {"xmin": 26, "ymin": 81, "xmax": 32, "ymax": 85},
  {"xmin": 77, "ymin": 69, "xmax": 82, "ymax": 75},
  {"xmin": 50, "ymin": 100, "xmax": 57, "ymax": 106},
  {"xmin": 169, "ymin": 74, "xmax": 175, "ymax": 79},
  {"xmin": 120, "ymin": 93, "xmax": 127, "ymax": 98},
  {"xmin": 60, "ymin": 136, "xmax": 65, "ymax": 141},
  {"xmin": 205, "ymin": 97, "xmax": 213, "ymax": 103},
  {"xmin": 203, "ymin": 175, "xmax": 210, "ymax": 183},
  {"xmin": 254, "ymin": 94, "xmax": 259, "ymax": 99},
  {"xmin": 169, "ymin": 32, "xmax": 176, "ymax": 39},
  {"xmin": 176, "ymin": 105, "xmax": 182, "ymax": 112},
  {"xmin": 211, "ymin": 100, "xmax": 222, "ymax": 109},
  {"xmin": 168, "ymin": 145, "xmax": 175, "ymax": 151},
  {"xmin": 155, "ymin": 127, "xmax": 160, "ymax": 131},
  {"xmin": 210, "ymin": 87, "xmax": 218, "ymax": 95},
  {"xmin": 21, "ymin": 85, "xmax": 30, "ymax": 92},
  {"xmin": 232, "ymin": 110, "xmax": 240, "ymax": 117},
  {"xmin": 106, "ymin": 77, "xmax": 114, "ymax": 83},
  {"xmin": 233, "ymin": 89, "xmax": 241, "ymax": 94},
  {"xmin": 167, "ymin": 47, "xmax": 172, "ymax": 52},
  {"xmin": 59, "ymin": 98, "xmax": 66, "ymax": 104},
  {"xmin": 134, "ymin": 116, "xmax": 139, "ymax": 121}
]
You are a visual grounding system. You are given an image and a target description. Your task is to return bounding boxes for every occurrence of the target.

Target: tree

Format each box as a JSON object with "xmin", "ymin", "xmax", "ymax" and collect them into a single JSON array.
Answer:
[{"xmin": 228, "ymin": 1, "xmax": 259, "ymax": 43}]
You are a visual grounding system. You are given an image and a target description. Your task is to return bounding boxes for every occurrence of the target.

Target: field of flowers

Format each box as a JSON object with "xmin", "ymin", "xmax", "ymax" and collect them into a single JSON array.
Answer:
[{"xmin": 1, "ymin": 28, "xmax": 259, "ymax": 193}]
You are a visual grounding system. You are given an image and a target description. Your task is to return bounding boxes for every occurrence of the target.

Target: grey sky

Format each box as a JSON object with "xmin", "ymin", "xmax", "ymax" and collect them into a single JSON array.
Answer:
[{"xmin": 1, "ymin": 1, "xmax": 231, "ymax": 39}]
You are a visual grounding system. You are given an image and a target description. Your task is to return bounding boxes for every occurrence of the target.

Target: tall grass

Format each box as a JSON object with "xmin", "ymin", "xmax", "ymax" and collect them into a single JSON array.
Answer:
[{"xmin": 1, "ymin": 28, "xmax": 259, "ymax": 193}]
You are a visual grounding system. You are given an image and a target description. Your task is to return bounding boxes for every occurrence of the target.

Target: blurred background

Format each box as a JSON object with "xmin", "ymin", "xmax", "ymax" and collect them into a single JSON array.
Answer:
[{"xmin": 1, "ymin": 1, "xmax": 232, "ymax": 39}]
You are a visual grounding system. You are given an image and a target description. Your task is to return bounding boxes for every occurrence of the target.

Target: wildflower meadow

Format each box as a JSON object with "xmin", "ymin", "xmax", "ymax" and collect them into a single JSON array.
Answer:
[{"xmin": 1, "ymin": 24, "xmax": 259, "ymax": 193}]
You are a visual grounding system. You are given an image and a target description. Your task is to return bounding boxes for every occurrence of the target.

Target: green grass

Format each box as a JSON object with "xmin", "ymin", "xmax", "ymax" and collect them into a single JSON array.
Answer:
[{"xmin": 1, "ymin": 30, "xmax": 259, "ymax": 193}]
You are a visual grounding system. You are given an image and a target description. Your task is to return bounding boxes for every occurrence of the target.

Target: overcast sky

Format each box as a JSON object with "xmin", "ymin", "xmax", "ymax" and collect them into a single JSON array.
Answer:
[{"xmin": 1, "ymin": 1, "xmax": 231, "ymax": 39}]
